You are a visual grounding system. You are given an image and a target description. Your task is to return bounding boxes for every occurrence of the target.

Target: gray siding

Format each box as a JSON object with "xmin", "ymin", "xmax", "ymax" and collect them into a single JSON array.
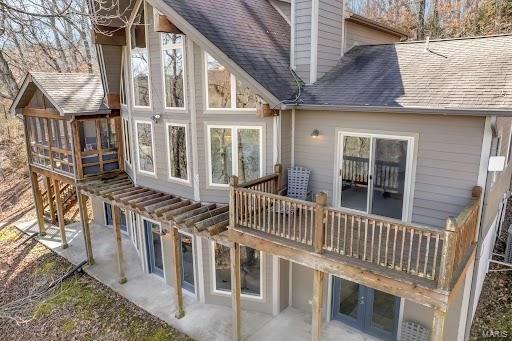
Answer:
[
  {"xmin": 317, "ymin": 0, "xmax": 343, "ymax": 79},
  {"xmin": 293, "ymin": 111, "xmax": 485, "ymax": 228},
  {"xmin": 281, "ymin": 110, "xmax": 293, "ymax": 171},
  {"xmin": 344, "ymin": 21, "xmax": 401, "ymax": 52},
  {"xmin": 294, "ymin": 0, "xmax": 312, "ymax": 82}
]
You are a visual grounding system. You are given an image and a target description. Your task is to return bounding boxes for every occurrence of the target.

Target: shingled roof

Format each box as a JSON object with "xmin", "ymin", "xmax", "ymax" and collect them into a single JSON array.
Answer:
[
  {"xmin": 12, "ymin": 72, "xmax": 108, "ymax": 115},
  {"xmin": 161, "ymin": 0, "xmax": 297, "ymax": 101},
  {"xmin": 300, "ymin": 34, "xmax": 512, "ymax": 112}
]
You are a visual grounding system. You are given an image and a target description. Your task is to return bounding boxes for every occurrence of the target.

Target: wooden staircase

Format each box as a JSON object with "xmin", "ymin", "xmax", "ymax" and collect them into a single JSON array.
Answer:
[{"xmin": 41, "ymin": 182, "xmax": 76, "ymax": 222}]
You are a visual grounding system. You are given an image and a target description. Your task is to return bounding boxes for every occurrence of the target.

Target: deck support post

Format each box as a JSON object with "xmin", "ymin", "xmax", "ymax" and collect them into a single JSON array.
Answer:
[
  {"xmin": 52, "ymin": 178, "xmax": 68, "ymax": 249},
  {"xmin": 438, "ymin": 217, "xmax": 457, "ymax": 290},
  {"xmin": 311, "ymin": 269, "xmax": 325, "ymax": 341},
  {"xmin": 230, "ymin": 242, "xmax": 242, "ymax": 341},
  {"xmin": 112, "ymin": 205, "xmax": 126, "ymax": 284},
  {"xmin": 30, "ymin": 171, "xmax": 46, "ymax": 236},
  {"xmin": 229, "ymin": 176, "xmax": 239, "ymax": 228},
  {"xmin": 44, "ymin": 176, "xmax": 57, "ymax": 224},
  {"xmin": 273, "ymin": 164, "xmax": 282, "ymax": 194},
  {"xmin": 76, "ymin": 188, "xmax": 94, "ymax": 265},
  {"xmin": 313, "ymin": 192, "xmax": 327, "ymax": 253},
  {"xmin": 432, "ymin": 307, "xmax": 446, "ymax": 340},
  {"xmin": 170, "ymin": 226, "xmax": 185, "ymax": 318}
]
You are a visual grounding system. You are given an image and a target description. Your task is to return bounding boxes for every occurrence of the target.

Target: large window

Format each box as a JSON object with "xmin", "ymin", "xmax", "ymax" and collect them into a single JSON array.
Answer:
[
  {"xmin": 135, "ymin": 121, "xmax": 155, "ymax": 175},
  {"xmin": 130, "ymin": 4, "xmax": 150, "ymax": 107},
  {"xmin": 123, "ymin": 118, "xmax": 132, "ymax": 166},
  {"xmin": 166, "ymin": 123, "xmax": 189, "ymax": 182},
  {"xmin": 212, "ymin": 243, "xmax": 262, "ymax": 297},
  {"xmin": 208, "ymin": 126, "xmax": 262, "ymax": 186},
  {"xmin": 205, "ymin": 53, "xmax": 257, "ymax": 110},
  {"xmin": 162, "ymin": 33, "xmax": 185, "ymax": 108}
]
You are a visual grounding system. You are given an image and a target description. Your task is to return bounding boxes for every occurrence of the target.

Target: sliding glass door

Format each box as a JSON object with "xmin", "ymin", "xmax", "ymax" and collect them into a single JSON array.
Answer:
[
  {"xmin": 144, "ymin": 220, "xmax": 164, "ymax": 277},
  {"xmin": 337, "ymin": 133, "xmax": 411, "ymax": 220}
]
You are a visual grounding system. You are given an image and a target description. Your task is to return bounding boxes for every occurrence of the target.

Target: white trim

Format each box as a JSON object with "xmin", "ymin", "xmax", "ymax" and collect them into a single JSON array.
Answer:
[
  {"xmin": 492, "ymin": 133, "xmax": 502, "ymax": 185},
  {"xmin": 196, "ymin": 237, "xmax": 206, "ymax": 303},
  {"xmin": 340, "ymin": 1, "xmax": 346, "ymax": 56},
  {"xmin": 142, "ymin": 216, "xmax": 167, "ymax": 282},
  {"xmin": 187, "ymin": 41, "xmax": 201, "ymax": 201},
  {"xmin": 270, "ymin": 0, "xmax": 291, "ymax": 25},
  {"xmin": 122, "ymin": 117, "xmax": 132, "ymax": 167},
  {"xmin": 160, "ymin": 32, "xmax": 187, "ymax": 111},
  {"xmin": 333, "ymin": 128, "xmax": 417, "ymax": 223},
  {"xmin": 326, "ymin": 273, "xmax": 333, "ymax": 323},
  {"xmin": 397, "ymin": 298, "xmax": 405, "ymax": 340},
  {"xmin": 129, "ymin": 1, "xmax": 153, "ymax": 110},
  {"xmin": 309, "ymin": 0, "xmax": 319, "ymax": 84},
  {"xmin": 291, "ymin": 108, "xmax": 295, "ymax": 166},
  {"xmin": 203, "ymin": 51, "xmax": 257, "ymax": 112},
  {"xmin": 507, "ymin": 122, "xmax": 512, "ymax": 165},
  {"xmin": 205, "ymin": 124, "xmax": 265, "ymax": 188},
  {"xmin": 164, "ymin": 121, "xmax": 191, "ymax": 185},
  {"xmin": 209, "ymin": 241, "xmax": 265, "ymax": 301},
  {"xmin": 134, "ymin": 119, "xmax": 157, "ymax": 176},
  {"xmin": 272, "ymin": 255, "xmax": 280, "ymax": 316},
  {"xmin": 290, "ymin": 0, "xmax": 295, "ymax": 69},
  {"xmin": 273, "ymin": 115, "xmax": 280, "ymax": 165},
  {"xmin": 288, "ymin": 261, "xmax": 293, "ymax": 307}
]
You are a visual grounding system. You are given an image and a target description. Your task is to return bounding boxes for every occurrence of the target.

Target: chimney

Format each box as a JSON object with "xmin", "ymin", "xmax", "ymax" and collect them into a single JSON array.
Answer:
[{"xmin": 292, "ymin": 0, "xmax": 345, "ymax": 84}]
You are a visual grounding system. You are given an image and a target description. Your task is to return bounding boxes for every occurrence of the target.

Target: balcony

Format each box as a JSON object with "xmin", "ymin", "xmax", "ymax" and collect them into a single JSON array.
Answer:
[{"xmin": 228, "ymin": 166, "xmax": 481, "ymax": 295}]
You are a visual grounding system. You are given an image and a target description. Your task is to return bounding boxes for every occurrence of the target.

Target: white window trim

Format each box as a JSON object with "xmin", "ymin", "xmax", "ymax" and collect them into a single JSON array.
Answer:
[
  {"xmin": 134, "ymin": 119, "xmax": 157, "ymax": 177},
  {"xmin": 209, "ymin": 241, "xmax": 264, "ymax": 301},
  {"xmin": 204, "ymin": 52, "xmax": 256, "ymax": 113},
  {"xmin": 122, "ymin": 117, "xmax": 132, "ymax": 167},
  {"xmin": 141, "ymin": 216, "xmax": 167, "ymax": 282},
  {"xmin": 160, "ymin": 33, "xmax": 187, "ymax": 112},
  {"xmin": 206, "ymin": 124, "xmax": 265, "ymax": 188},
  {"xmin": 120, "ymin": 47, "xmax": 128, "ymax": 107},
  {"xmin": 507, "ymin": 123, "xmax": 512, "ymax": 166},
  {"xmin": 179, "ymin": 230, "xmax": 199, "ymax": 298},
  {"xmin": 129, "ymin": 0, "xmax": 152, "ymax": 110},
  {"xmin": 333, "ymin": 129, "xmax": 417, "ymax": 223},
  {"xmin": 103, "ymin": 202, "xmax": 128, "ymax": 235},
  {"xmin": 165, "ymin": 121, "xmax": 191, "ymax": 185}
]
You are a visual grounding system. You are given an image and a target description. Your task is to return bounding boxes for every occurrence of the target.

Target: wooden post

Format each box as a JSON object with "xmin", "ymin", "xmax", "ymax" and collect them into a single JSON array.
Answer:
[
  {"xmin": 52, "ymin": 178, "xmax": 68, "ymax": 249},
  {"xmin": 229, "ymin": 176, "xmax": 239, "ymax": 228},
  {"xmin": 311, "ymin": 270, "xmax": 325, "ymax": 341},
  {"xmin": 438, "ymin": 217, "xmax": 457, "ymax": 290},
  {"xmin": 170, "ymin": 226, "xmax": 185, "ymax": 318},
  {"xmin": 112, "ymin": 205, "xmax": 127, "ymax": 284},
  {"xmin": 230, "ymin": 242, "xmax": 242, "ymax": 341},
  {"xmin": 432, "ymin": 307, "xmax": 446, "ymax": 341},
  {"xmin": 71, "ymin": 120, "xmax": 84, "ymax": 179},
  {"xmin": 30, "ymin": 171, "xmax": 46, "ymax": 236},
  {"xmin": 313, "ymin": 192, "xmax": 327, "ymax": 253},
  {"xmin": 44, "ymin": 176, "xmax": 57, "ymax": 224},
  {"xmin": 76, "ymin": 188, "xmax": 94, "ymax": 265},
  {"xmin": 273, "ymin": 164, "xmax": 283, "ymax": 194}
]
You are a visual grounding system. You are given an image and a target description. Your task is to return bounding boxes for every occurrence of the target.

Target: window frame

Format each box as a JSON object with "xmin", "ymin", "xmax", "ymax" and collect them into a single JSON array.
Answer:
[
  {"xmin": 209, "ymin": 241, "xmax": 264, "ymax": 301},
  {"xmin": 206, "ymin": 124, "xmax": 264, "ymax": 188},
  {"xmin": 122, "ymin": 117, "xmax": 132, "ymax": 167},
  {"xmin": 165, "ymin": 121, "xmax": 191, "ymax": 185},
  {"xmin": 128, "ymin": 1, "xmax": 152, "ymax": 110},
  {"xmin": 134, "ymin": 119, "xmax": 157, "ymax": 176},
  {"xmin": 204, "ymin": 52, "xmax": 257, "ymax": 112},
  {"xmin": 160, "ymin": 33, "xmax": 187, "ymax": 111},
  {"xmin": 120, "ymin": 47, "xmax": 128, "ymax": 107}
]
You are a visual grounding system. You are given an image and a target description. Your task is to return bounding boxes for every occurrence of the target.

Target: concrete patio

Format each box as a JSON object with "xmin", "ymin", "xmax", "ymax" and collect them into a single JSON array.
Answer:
[{"xmin": 14, "ymin": 219, "xmax": 380, "ymax": 341}]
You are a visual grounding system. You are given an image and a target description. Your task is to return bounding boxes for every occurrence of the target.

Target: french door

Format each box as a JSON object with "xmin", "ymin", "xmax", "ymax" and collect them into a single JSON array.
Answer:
[
  {"xmin": 179, "ymin": 233, "xmax": 195, "ymax": 293},
  {"xmin": 336, "ymin": 132, "xmax": 412, "ymax": 220},
  {"xmin": 332, "ymin": 277, "xmax": 400, "ymax": 340}
]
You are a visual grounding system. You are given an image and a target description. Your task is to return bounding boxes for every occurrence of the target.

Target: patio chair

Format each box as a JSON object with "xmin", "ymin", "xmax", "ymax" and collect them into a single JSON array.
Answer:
[{"xmin": 274, "ymin": 167, "xmax": 311, "ymax": 214}]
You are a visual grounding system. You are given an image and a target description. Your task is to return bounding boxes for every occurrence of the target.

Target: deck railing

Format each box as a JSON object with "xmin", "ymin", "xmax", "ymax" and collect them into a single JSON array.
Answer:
[{"xmin": 230, "ymin": 165, "xmax": 481, "ymax": 290}]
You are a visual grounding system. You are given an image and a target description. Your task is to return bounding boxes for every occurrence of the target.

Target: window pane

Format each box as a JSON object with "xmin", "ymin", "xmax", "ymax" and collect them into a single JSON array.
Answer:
[
  {"xmin": 371, "ymin": 290, "xmax": 396, "ymax": 333},
  {"xmin": 79, "ymin": 120, "xmax": 97, "ymax": 152},
  {"xmin": 136, "ymin": 122, "xmax": 154, "ymax": 173},
  {"xmin": 180, "ymin": 234, "xmax": 194, "ymax": 292},
  {"xmin": 338, "ymin": 279, "xmax": 359, "ymax": 318},
  {"xmin": 214, "ymin": 243, "xmax": 231, "ymax": 291},
  {"xmin": 131, "ymin": 6, "xmax": 150, "ymax": 107},
  {"xmin": 123, "ymin": 119, "xmax": 132, "ymax": 164},
  {"xmin": 120, "ymin": 65, "xmax": 126, "ymax": 105},
  {"xmin": 240, "ymin": 246, "xmax": 260, "ymax": 296},
  {"xmin": 238, "ymin": 128, "xmax": 260, "ymax": 183},
  {"xmin": 210, "ymin": 128, "xmax": 232, "ymax": 184},
  {"xmin": 162, "ymin": 33, "xmax": 185, "ymax": 108},
  {"xmin": 168, "ymin": 125, "xmax": 188, "ymax": 180},
  {"xmin": 236, "ymin": 78, "xmax": 257, "ymax": 108},
  {"xmin": 341, "ymin": 136, "xmax": 370, "ymax": 212},
  {"xmin": 207, "ymin": 54, "xmax": 230, "ymax": 108},
  {"xmin": 105, "ymin": 203, "xmax": 112, "ymax": 225},
  {"xmin": 100, "ymin": 119, "xmax": 117, "ymax": 149}
]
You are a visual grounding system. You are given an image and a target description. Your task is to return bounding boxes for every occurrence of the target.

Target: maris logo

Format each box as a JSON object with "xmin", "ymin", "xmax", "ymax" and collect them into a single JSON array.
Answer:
[{"xmin": 481, "ymin": 330, "xmax": 509, "ymax": 338}]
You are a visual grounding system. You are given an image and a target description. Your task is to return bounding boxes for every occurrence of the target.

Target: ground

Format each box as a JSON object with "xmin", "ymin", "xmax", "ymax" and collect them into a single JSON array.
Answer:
[{"xmin": 469, "ymin": 198, "xmax": 512, "ymax": 340}]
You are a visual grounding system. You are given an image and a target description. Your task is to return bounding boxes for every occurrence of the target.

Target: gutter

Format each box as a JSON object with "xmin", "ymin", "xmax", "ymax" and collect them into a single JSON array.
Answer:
[{"xmin": 282, "ymin": 104, "xmax": 512, "ymax": 117}]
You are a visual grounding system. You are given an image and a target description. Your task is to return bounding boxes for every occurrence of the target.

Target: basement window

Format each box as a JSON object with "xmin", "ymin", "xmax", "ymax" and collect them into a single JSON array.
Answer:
[{"xmin": 205, "ymin": 53, "xmax": 257, "ymax": 110}]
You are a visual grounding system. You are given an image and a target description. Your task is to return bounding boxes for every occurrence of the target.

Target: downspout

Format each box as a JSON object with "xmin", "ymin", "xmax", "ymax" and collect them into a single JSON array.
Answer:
[{"xmin": 463, "ymin": 116, "xmax": 496, "ymax": 340}]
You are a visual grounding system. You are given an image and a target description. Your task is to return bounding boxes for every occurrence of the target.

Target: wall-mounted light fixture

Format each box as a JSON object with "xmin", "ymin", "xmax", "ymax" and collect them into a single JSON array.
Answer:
[
  {"xmin": 311, "ymin": 129, "xmax": 320, "ymax": 138},
  {"xmin": 151, "ymin": 114, "xmax": 161, "ymax": 124}
]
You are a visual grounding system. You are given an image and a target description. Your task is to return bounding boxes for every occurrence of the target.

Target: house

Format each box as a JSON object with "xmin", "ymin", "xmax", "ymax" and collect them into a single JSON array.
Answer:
[{"xmin": 9, "ymin": 0, "xmax": 512, "ymax": 340}]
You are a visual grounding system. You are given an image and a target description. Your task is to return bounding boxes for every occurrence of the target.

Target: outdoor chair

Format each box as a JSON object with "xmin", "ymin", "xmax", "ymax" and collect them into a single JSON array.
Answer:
[{"xmin": 274, "ymin": 167, "xmax": 311, "ymax": 214}]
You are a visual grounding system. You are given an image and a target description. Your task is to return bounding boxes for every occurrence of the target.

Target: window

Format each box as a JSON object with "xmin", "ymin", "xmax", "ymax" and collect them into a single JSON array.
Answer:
[
  {"xmin": 162, "ymin": 33, "xmax": 185, "ymax": 108},
  {"xmin": 507, "ymin": 124, "xmax": 512, "ymax": 165},
  {"xmin": 100, "ymin": 119, "xmax": 117, "ymax": 149},
  {"xmin": 212, "ymin": 243, "xmax": 262, "ymax": 297},
  {"xmin": 166, "ymin": 123, "xmax": 189, "ymax": 182},
  {"xmin": 205, "ymin": 53, "xmax": 257, "ymax": 109},
  {"xmin": 135, "ymin": 121, "xmax": 155, "ymax": 175},
  {"xmin": 104, "ymin": 202, "xmax": 113, "ymax": 226},
  {"xmin": 208, "ymin": 126, "xmax": 262, "ymax": 186},
  {"xmin": 130, "ymin": 4, "xmax": 150, "ymax": 107},
  {"xmin": 123, "ymin": 118, "xmax": 132, "ymax": 166},
  {"xmin": 120, "ymin": 50, "xmax": 127, "ymax": 105}
]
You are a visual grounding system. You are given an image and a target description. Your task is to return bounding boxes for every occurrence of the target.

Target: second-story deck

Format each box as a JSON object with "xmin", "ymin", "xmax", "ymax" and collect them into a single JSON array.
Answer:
[{"xmin": 227, "ymin": 166, "xmax": 481, "ymax": 308}]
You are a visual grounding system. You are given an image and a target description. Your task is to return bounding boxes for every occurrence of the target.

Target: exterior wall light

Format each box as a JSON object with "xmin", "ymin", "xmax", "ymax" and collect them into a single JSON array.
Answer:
[
  {"xmin": 151, "ymin": 114, "xmax": 161, "ymax": 124},
  {"xmin": 311, "ymin": 129, "xmax": 320, "ymax": 138}
]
